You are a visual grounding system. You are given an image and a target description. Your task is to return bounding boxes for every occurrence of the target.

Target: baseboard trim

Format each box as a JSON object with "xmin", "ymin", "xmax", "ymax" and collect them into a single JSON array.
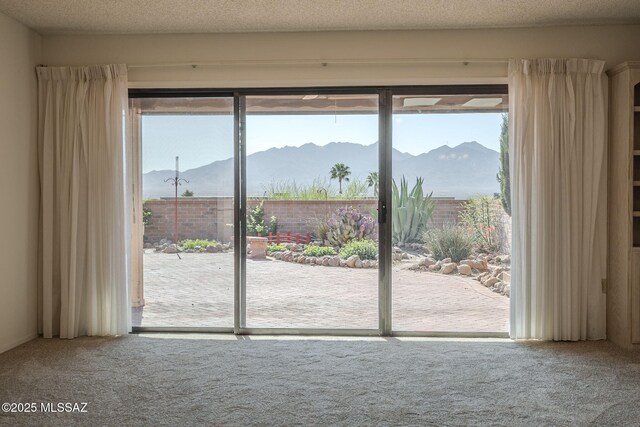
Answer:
[{"xmin": 0, "ymin": 332, "xmax": 38, "ymax": 354}]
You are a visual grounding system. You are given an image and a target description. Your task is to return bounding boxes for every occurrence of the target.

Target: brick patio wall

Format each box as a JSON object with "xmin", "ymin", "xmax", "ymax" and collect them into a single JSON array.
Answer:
[
  {"xmin": 430, "ymin": 198, "xmax": 467, "ymax": 228},
  {"xmin": 144, "ymin": 197, "xmax": 234, "ymax": 244},
  {"xmin": 143, "ymin": 197, "xmax": 465, "ymax": 244},
  {"xmin": 251, "ymin": 199, "xmax": 379, "ymax": 237}
]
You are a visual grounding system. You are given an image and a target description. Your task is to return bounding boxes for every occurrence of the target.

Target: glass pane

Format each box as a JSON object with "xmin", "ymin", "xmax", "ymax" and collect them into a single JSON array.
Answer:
[
  {"xmin": 244, "ymin": 93, "xmax": 379, "ymax": 329},
  {"xmin": 391, "ymin": 93, "xmax": 510, "ymax": 333},
  {"xmin": 131, "ymin": 97, "xmax": 235, "ymax": 327}
]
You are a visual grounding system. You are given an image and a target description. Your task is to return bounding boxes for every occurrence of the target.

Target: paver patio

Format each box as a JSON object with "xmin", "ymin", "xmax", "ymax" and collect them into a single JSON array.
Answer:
[{"xmin": 133, "ymin": 252, "xmax": 509, "ymax": 332}]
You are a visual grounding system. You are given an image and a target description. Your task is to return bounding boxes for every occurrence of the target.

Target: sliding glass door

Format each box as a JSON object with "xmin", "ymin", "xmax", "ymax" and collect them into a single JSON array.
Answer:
[
  {"xmin": 242, "ymin": 93, "xmax": 380, "ymax": 330},
  {"xmin": 390, "ymin": 90, "xmax": 510, "ymax": 334},
  {"xmin": 130, "ymin": 96, "xmax": 235, "ymax": 328},
  {"xmin": 129, "ymin": 85, "xmax": 509, "ymax": 336}
]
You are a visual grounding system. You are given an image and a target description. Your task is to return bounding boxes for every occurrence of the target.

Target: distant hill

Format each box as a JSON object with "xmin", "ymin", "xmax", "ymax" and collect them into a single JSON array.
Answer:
[{"xmin": 143, "ymin": 141, "xmax": 500, "ymax": 199}]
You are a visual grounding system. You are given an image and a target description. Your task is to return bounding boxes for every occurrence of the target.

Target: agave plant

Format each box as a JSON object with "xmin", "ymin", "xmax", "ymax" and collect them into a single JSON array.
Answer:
[
  {"xmin": 392, "ymin": 177, "xmax": 434, "ymax": 244},
  {"xmin": 327, "ymin": 206, "xmax": 377, "ymax": 246}
]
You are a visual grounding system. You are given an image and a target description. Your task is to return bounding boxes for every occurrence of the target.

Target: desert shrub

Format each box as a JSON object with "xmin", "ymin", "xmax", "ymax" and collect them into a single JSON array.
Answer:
[
  {"xmin": 303, "ymin": 246, "xmax": 337, "ymax": 257},
  {"xmin": 497, "ymin": 114, "xmax": 511, "ymax": 216},
  {"xmin": 181, "ymin": 239, "xmax": 217, "ymax": 250},
  {"xmin": 459, "ymin": 196, "xmax": 505, "ymax": 252},
  {"xmin": 339, "ymin": 239, "xmax": 378, "ymax": 260},
  {"xmin": 327, "ymin": 206, "xmax": 377, "ymax": 246},
  {"xmin": 309, "ymin": 217, "xmax": 329, "ymax": 242},
  {"xmin": 247, "ymin": 202, "xmax": 267, "ymax": 235},
  {"xmin": 247, "ymin": 202, "xmax": 277, "ymax": 236},
  {"xmin": 422, "ymin": 225, "xmax": 473, "ymax": 263},
  {"xmin": 263, "ymin": 178, "xmax": 372, "ymax": 200},
  {"xmin": 142, "ymin": 206, "xmax": 152, "ymax": 226},
  {"xmin": 342, "ymin": 178, "xmax": 370, "ymax": 199},
  {"xmin": 392, "ymin": 176, "xmax": 435, "ymax": 244},
  {"xmin": 269, "ymin": 216, "xmax": 278, "ymax": 234},
  {"xmin": 264, "ymin": 179, "xmax": 332, "ymax": 200},
  {"xmin": 266, "ymin": 244, "xmax": 287, "ymax": 252}
]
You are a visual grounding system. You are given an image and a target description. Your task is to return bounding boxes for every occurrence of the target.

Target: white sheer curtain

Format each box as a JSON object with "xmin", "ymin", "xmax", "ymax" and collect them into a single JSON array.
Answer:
[
  {"xmin": 37, "ymin": 65, "xmax": 131, "ymax": 339},
  {"xmin": 509, "ymin": 58, "xmax": 607, "ymax": 341}
]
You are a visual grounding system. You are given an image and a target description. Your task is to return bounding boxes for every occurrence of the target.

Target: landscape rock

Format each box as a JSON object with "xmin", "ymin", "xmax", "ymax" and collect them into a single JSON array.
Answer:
[
  {"xmin": 457, "ymin": 264, "xmax": 472, "ymax": 275},
  {"xmin": 461, "ymin": 259, "xmax": 488, "ymax": 271},
  {"xmin": 419, "ymin": 257, "xmax": 436, "ymax": 268},
  {"xmin": 461, "ymin": 260, "xmax": 476, "ymax": 269},
  {"xmin": 484, "ymin": 277, "xmax": 500, "ymax": 287},
  {"xmin": 428, "ymin": 264, "xmax": 441, "ymax": 272},
  {"xmin": 441, "ymin": 262, "xmax": 457, "ymax": 274},
  {"xmin": 479, "ymin": 272, "xmax": 491, "ymax": 281},
  {"xmin": 206, "ymin": 244, "xmax": 222, "ymax": 253},
  {"xmin": 163, "ymin": 244, "xmax": 180, "ymax": 254},
  {"xmin": 355, "ymin": 259, "xmax": 363, "ymax": 268},
  {"xmin": 491, "ymin": 267, "xmax": 504, "ymax": 277},
  {"xmin": 409, "ymin": 243, "xmax": 425, "ymax": 251},
  {"xmin": 346, "ymin": 255, "xmax": 361, "ymax": 268},
  {"xmin": 328, "ymin": 256, "xmax": 340, "ymax": 267}
]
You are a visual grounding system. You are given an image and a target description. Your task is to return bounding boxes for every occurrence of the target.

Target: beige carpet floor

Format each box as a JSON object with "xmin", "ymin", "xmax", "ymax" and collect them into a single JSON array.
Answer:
[{"xmin": 0, "ymin": 335, "xmax": 639, "ymax": 426}]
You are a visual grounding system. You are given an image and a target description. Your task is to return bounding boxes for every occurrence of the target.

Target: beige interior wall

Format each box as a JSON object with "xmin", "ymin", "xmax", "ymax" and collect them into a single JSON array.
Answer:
[
  {"xmin": 0, "ymin": 17, "xmax": 632, "ymax": 352},
  {"xmin": 37, "ymin": 24, "xmax": 640, "ymax": 344},
  {"xmin": 41, "ymin": 25, "xmax": 640, "ymax": 87},
  {"xmin": 0, "ymin": 12, "xmax": 41, "ymax": 353}
]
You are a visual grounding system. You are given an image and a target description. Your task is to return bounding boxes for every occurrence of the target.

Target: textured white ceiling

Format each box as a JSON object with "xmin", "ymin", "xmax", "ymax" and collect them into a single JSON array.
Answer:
[{"xmin": 1, "ymin": 0, "xmax": 639, "ymax": 35}]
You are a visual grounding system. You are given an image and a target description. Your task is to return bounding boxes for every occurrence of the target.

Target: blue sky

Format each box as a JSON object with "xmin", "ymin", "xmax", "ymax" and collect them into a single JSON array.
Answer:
[{"xmin": 142, "ymin": 112, "xmax": 503, "ymax": 173}]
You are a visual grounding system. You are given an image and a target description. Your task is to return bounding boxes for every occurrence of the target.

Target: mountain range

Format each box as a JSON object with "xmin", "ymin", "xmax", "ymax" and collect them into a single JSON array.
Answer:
[{"xmin": 143, "ymin": 141, "xmax": 500, "ymax": 199}]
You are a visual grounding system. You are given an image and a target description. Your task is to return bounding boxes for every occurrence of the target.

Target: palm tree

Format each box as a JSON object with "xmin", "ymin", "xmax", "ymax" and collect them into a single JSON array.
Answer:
[
  {"xmin": 330, "ymin": 163, "xmax": 351, "ymax": 194},
  {"xmin": 366, "ymin": 171, "xmax": 379, "ymax": 197}
]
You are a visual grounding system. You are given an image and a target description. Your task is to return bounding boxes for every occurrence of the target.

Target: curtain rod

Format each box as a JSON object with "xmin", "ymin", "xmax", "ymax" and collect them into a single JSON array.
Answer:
[{"xmin": 125, "ymin": 58, "xmax": 509, "ymax": 69}]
